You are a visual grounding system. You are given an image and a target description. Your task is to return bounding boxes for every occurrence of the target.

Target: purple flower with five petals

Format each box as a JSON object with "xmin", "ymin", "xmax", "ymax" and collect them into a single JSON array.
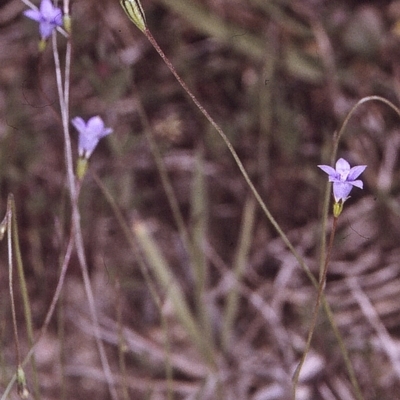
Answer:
[
  {"xmin": 71, "ymin": 116, "xmax": 113, "ymax": 159},
  {"xmin": 318, "ymin": 158, "xmax": 367, "ymax": 203},
  {"xmin": 24, "ymin": 0, "xmax": 63, "ymax": 40}
]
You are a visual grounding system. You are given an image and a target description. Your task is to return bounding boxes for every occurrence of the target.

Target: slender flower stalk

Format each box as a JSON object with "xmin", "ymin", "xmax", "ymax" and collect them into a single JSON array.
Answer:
[
  {"xmin": 292, "ymin": 216, "xmax": 339, "ymax": 398},
  {"xmin": 292, "ymin": 158, "xmax": 367, "ymax": 398}
]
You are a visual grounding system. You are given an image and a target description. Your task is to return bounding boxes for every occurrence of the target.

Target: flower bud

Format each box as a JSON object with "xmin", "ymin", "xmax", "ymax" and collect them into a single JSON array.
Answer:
[{"xmin": 120, "ymin": 0, "xmax": 146, "ymax": 32}]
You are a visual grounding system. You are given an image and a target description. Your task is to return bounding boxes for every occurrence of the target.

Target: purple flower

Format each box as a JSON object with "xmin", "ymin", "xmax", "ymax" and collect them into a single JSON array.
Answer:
[
  {"xmin": 71, "ymin": 116, "xmax": 113, "ymax": 159},
  {"xmin": 318, "ymin": 158, "xmax": 367, "ymax": 203},
  {"xmin": 24, "ymin": 0, "xmax": 63, "ymax": 40}
]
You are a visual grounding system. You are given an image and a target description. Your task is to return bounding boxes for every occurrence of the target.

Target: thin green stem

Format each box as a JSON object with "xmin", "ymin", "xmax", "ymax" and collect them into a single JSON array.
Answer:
[
  {"xmin": 10, "ymin": 195, "xmax": 39, "ymax": 399},
  {"xmin": 221, "ymin": 196, "xmax": 256, "ymax": 350},
  {"xmin": 6, "ymin": 199, "xmax": 22, "ymax": 386},
  {"xmin": 292, "ymin": 216, "xmax": 338, "ymax": 398},
  {"xmin": 334, "ymin": 96, "xmax": 400, "ymax": 163},
  {"xmin": 115, "ymin": 279, "xmax": 129, "ymax": 400}
]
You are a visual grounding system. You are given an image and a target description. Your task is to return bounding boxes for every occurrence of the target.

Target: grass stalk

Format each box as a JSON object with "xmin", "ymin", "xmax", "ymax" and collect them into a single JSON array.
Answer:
[
  {"xmin": 132, "ymin": 218, "xmax": 216, "ymax": 366},
  {"xmin": 9, "ymin": 195, "xmax": 39, "ymax": 399},
  {"xmin": 221, "ymin": 196, "xmax": 256, "ymax": 350},
  {"xmin": 190, "ymin": 148, "xmax": 214, "ymax": 347}
]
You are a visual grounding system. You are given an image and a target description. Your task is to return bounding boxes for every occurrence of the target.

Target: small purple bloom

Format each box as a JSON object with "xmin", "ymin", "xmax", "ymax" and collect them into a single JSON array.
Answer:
[
  {"xmin": 24, "ymin": 0, "xmax": 63, "ymax": 40},
  {"xmin": 318, "ymin": 158, "xmax": 367, "ymax": 203},
  {"xmin": 71, "ymin": 116, "xmax": 113, "ymax": 159}
]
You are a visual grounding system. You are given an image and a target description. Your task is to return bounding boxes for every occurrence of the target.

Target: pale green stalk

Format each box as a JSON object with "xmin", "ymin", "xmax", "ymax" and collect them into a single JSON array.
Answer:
[
  {"xmin": 51, "ymin": 25, "xmax": 118, "ymax": 400},
  {"xmin": 10, "ymin": 195, "xmax": 39, "ymax": 398},
  {"xmin": 132, "ymin": 219, "xmax": 216, "ymax": 366},
  {"xmin": 221, "ymin": 196, "xmax": 256, "ymax": 350},
  {"xmin": 1, "ymin": 195, "xmax": 38, "ymax": 398},
  {"xmin": 6, "ymin": 197, "xmax": 24, "ymax": 397},
  {"xmin": 190, "ymin": 148, "xmax": 214, "ymax": 346},
  {"xmin": 115, "ymin": 279, "xmax": 129, "ymax": 400}
]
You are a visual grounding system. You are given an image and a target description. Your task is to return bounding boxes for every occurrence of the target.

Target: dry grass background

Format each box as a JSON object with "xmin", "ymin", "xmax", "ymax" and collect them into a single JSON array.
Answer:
[{"xmin": 1, "ymin": 0, "xmax": 400, "ymax": 399}]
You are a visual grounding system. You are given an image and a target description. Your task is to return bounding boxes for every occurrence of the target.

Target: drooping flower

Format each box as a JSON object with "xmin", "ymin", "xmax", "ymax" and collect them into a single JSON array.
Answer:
[
  {"xmin": 318, "ymin": 158, "xmax": 367, "ymax": 203},
  {"xmin": 23, "ymin": 0, "xmax": 63, "ymax": 40},
  {"xmin": 71, "ymin": 116, "xmax": 113, "ymax": 159}
]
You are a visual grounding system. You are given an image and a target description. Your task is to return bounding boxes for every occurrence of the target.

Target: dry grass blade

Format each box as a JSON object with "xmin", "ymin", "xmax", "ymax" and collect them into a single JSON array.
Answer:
[{"xmin": 132, "ymin": 217, "xmax": 216, "ymax": 365}]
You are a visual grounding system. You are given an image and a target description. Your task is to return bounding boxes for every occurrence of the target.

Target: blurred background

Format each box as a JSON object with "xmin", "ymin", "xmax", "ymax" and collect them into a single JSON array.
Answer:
[{"xmin": 1, "ymin": 0, "xmax": 400, "ymax": 399}]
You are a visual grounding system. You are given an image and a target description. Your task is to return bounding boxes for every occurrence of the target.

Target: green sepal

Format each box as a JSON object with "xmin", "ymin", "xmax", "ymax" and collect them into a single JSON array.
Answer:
[
  {"xmin": 76, "ymin": 157, "xmax": 89, "ymax": 181},
  {"xmin": 63, "ymin": 14, "xmax": 72, "ymax": 34},
  {"xmin": 38, "ymin": 38, "xmax": 47, "ymax": 52},
  {"xmin": 333, "ymin": 201, "xmax": 343, "ymax": 218},
  {"xmin": 17, "ymin": 366, "xmax": 30, "ymax": 399}
]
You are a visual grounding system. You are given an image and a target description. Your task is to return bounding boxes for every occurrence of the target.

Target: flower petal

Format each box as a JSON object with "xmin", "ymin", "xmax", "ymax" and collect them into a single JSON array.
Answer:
[
  {"xmin": 88, "ymin": 116, "xmax": 106, "ymax": 135},
  {"xmin": 335, "ymin": 158, "xmax": 350, "ymax": 175},
  {"xmin": 328, "ymin": 175, "xmax": 341, "ymax": 183},
  {"xmin": 79, "ymin": 137, "xmax": 99, "ymax": 158},
  {"xmin": 23, "ymin": 9, "xmax": 42, "ymax": 22},
  {"xmin": 40, "ymin": 0, "xmax": 55, "ymax": 18},
  {"xmin": 71, "ymin": 117, "xmax": 86, "ymax": 133},
  {"xmin": 39, "ymin": 21, "xmax": 54, "ymax": 39},
  {"xmin": 349, "ymin": 179, "xmax": 363, "ymax": 189},
  {"xmin": 333, "ymin": 182, "xmax": 353, "ymax": 202},
  {"xmin": 72, "ymin": 116, "xmax": 113, "ymax": 159},
  {"xmin": 347, "ymin": 165, "xmax": 367, "ymax": 181},
  {"xmin": 51, "ymin": 11, "xmax": 63, "ymax": 26},
  {"xmin": 317, "ymin": 165, "xmax": 337, "ymax": 177}
]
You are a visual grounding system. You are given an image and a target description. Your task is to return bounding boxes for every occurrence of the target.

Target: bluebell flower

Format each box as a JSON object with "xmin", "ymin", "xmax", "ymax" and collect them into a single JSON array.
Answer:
[
  {"xmin": 24, "ymin": 0, "xmax": 63, "ymax": 40},
  {"xmin": 71, "ymin": 116, "xmax": 113, "ymax": 159},
  {"xmin": 318, "ymin": 158, "xmax": 367, "ymax": 203}
]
